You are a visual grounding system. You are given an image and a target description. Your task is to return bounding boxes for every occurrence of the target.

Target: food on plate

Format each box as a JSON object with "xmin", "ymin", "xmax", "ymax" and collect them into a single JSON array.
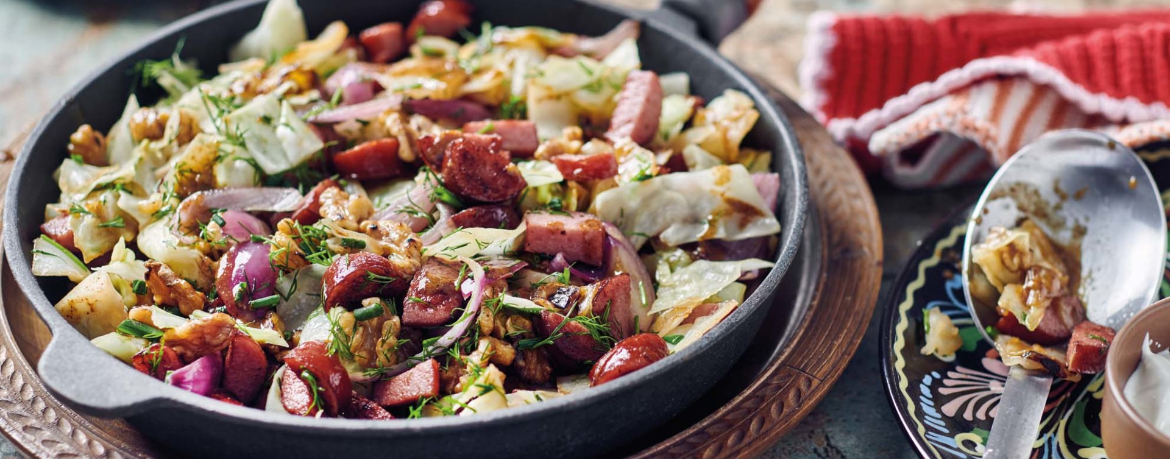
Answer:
[
  {"xmin": 967, "ymin": 219, "xmax": 1112, "ymax": 378},
  {"xmin": 1123, "ymin": 333, "xmax": 1170, "ymax": 435},
  {"xmin": 30, "ymin": 0, "xmax": 784, "ymax": 419}
]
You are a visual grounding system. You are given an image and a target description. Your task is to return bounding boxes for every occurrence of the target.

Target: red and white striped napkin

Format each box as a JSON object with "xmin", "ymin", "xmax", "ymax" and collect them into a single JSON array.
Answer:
[{"xmin": 799, "ymin": 10, "xmax": 1170, "ymax": 187}]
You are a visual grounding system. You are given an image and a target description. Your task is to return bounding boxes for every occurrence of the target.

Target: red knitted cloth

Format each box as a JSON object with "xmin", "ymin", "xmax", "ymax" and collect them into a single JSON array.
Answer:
[{"xmin": 801, "ymin": 11, "xmax": 1170, "ymax": 184}]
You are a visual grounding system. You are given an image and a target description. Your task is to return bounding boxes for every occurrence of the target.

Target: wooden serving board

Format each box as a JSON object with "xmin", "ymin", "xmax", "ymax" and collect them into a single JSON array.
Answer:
[{"xmin": 0, "ymin": 92, "xmax": 882, "ymax": 459}]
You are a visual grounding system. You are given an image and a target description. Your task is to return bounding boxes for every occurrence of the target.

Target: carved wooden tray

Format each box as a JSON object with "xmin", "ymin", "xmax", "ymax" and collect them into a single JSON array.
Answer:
[{"xmin": 0, "ymin": 92, "xmax": 882, "ymax": 459}]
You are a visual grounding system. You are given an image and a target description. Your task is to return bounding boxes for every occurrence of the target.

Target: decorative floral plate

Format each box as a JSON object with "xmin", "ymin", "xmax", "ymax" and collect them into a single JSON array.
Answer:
[{"xmin": 880, "ymin": 140, "xmax": 1170, "ymax": 459}]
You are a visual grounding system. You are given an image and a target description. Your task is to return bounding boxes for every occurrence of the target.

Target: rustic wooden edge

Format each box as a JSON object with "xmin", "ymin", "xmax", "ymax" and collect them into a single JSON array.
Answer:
[{"xmin": 0, "ymin": 92, "xmax": 883, "ymax": 459}]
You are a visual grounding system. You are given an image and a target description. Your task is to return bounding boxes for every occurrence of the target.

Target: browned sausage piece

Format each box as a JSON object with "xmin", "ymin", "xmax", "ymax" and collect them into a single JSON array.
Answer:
[
  {"xmin": 589, "ymin": 274, "xmax": 633, "ymax": 340},
  {"xmin": 441, "ymin": 135, "xmax": 527, "ymax": 203},
  {"xmin": 281, "ymin": 370, "xmax": 320, "ymax": 417},
  {"xmin": 359, "ymin": 22, "xmax": 406, "ymax": 63},
  {"xmin": 323, "ymin": 252, "xmax": 411, "ymax": 310},
  {"xmin": 535, "ymin": 310, "xmax": 608, "ymax": 366},
  {"xmin": 449, "ymin": 205, "xmax": 520, "ymax": 230},
  {"xmin": 221, "ymin": 331, "xmax": 268, "ymax": 405},
  {"xmin": 463, "ymin": 120, "xmax": 539, "ymax": 157},
  {"xmin": 1066, "ymin": 321, "xmax": 1115, "ymax": 374},
  {"xmin": 588, "ymin": 333, "xmax": 668, "ymax": 386},
  {"xmin": 347, "ymin": 392, "xmax": 396, "ymax": 420},
  {"xmin": 131, "ymin": 344, "xmax": 183, "ymax": 380},
  {"xmin": 551, "ymin": 152, "xmax": 619, "ymax": 182},
  {"xmin": 403, "ymin": 258, "xmax": 465, "ymax": 327},
  {"xmin": 372, "ymin": 358, "xmax": 441, "ymax": 407},
  {"xmin": 994, "ymin": 295, "xmax": 1085, "ymax": 346},
  {"xmin": 40, "ymin": 215, "xmax": 77, "ymax": 252},
  {"xmin": 406, "ymin": 0, "xmax": 473, "ymax": 41},
  {"xmin": 605, "ymin": 70, "xmax": 662, "ymax": 146},
  {"xmin": 291, "ymin": 179, "xmax": 340, "ymax": 225},
  {"xmin": 523, "ymin": 211, "xmax": 606, "ymax": 266},
  {"xmin": 416, "ymin": 130, "xmax": 463, "ymax": 172}
]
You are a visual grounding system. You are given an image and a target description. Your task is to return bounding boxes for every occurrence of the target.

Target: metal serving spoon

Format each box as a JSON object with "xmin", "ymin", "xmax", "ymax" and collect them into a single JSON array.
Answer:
[{"xmin": 961, "ymin": 130, "xmax": 1166, "ymax": 459}]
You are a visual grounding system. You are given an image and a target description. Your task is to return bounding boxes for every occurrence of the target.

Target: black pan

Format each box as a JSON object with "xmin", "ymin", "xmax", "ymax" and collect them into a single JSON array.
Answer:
[{"xmin": 3, "ymin": 1, "xmax": 808, "ymax": 457}]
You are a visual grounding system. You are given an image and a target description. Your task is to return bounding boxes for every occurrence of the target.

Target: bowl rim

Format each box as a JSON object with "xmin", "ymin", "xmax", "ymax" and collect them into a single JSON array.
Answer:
[
  {"xmin": 2, "ymin": 0, "xmax": 809, "ymax": 434},
  {"xmin": 1105, "ymin": 296, "xmax": 1170, "ymax": 448}
]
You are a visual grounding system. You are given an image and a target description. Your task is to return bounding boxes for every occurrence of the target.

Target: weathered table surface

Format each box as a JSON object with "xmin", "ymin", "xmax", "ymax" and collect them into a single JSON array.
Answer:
[{"xmin": 0, "ymin": 0, "xmax": 1009, "ymax": 458}]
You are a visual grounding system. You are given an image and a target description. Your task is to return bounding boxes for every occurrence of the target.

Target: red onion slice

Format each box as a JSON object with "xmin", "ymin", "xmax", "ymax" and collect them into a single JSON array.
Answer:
[
  {"xmin": 603, "ymin": 222, "xmax": 655, "ymax": 332},
  {"xmin": 555, "ymin": 20, "xmax": 640, "ymax": 59},
  {"xmin": 216, "ymin": 241, "xmax": 278, "ymax": 323},
  {"xmin": 419, "ymin": 203, "xmax": 457, "ymax": 245},
  {"xmin": 196, "ymin": 187, "xmax": 305, "ymax": 212},
  {"xmin": 323, "ymin": 62, "xmax": 384, "ymax": 98},
  {"xmin": 547, "ymin": 253, "xmax": 605, "ymax": 283},
  {"xmin": 167, "ymin": 353, "xmax": 223, "ymax": 396},
  {"xmin": 218, "ymin": 210, "xmax": 271, "ymax": 241},
  {"xmin": 341, "ymin": 81, "xmax": 377, "ymax": 106},
  {"xmin": 403, "ymin": 99, "xmax": 492, "ymax": 124},
  {"xmin": 173, "ymin": 187, "xmax": 302, "ymax": 244},
  {"xmin": 374, "ymin": 257, "xmax": 486, "ymax": 379},
  {"xmin": 369, "ymin": 179, "xmax": 437, "ymax": 232},
  {"xmin": 460, "ymin": 257, "xmax": 526, "ymax": 298},
  {"xmin": 308, "ymin": 95, "xmax": 403, "ymax": 124}
]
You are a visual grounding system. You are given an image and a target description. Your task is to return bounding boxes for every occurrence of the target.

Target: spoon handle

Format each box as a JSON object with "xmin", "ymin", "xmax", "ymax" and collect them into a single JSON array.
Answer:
[{"xmin": 984, "ymin": 367, "xmax": 1053, "ymax": 459}]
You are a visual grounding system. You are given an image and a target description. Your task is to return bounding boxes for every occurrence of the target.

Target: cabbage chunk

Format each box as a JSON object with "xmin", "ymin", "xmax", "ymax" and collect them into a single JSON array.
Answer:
[
  {"xmin": 592, "ymin": 164, "xmax": 781, "ymax": 249},
  {"xmin": 55, "ymin": 271, "xmax": 129, "ymax": 339}
]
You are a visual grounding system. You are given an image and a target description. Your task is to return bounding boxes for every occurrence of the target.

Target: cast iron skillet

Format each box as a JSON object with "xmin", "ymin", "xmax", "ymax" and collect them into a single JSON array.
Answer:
[{"xmin": 3, "ymin": 0, "xmax": 808, "ymax": 457}]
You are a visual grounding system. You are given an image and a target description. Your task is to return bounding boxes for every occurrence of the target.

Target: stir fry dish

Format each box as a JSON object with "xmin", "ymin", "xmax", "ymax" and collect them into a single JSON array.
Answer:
[
  {"xmin": 30, "ymin": 0, "xmax": 783, "ymax": 419},
  {"xmin": 923, "ymin": 219, "xmax": 1114, "ymax": 378}
]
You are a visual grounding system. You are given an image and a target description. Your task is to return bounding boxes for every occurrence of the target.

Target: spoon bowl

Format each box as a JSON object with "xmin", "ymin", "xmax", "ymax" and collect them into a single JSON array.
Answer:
[
  {"xmin": 960, "ymin": 129, "xmax": 1165, "ymax": 459},
  {"xmin": 962, "ymin": 129, "xmax": 1165, "ymax": 344}
]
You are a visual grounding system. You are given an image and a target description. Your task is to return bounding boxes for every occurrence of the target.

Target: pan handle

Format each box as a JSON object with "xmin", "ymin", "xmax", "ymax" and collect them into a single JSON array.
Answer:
[
  {"xmin": 655, "ymin": 0, "xmax": 754, "ymax": 45},
  {"xmin": 38, "ymin": 324, "xmax": 169, "ymax": 417}
]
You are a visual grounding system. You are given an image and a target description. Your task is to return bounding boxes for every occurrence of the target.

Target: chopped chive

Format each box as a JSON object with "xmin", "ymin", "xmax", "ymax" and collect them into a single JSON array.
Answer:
[
  {"xmin": 250, "ymin": 234, "xmax": 266, "ymax": 243},
  {"xmin": 354, "ymin": 302, "xmax": 384, "ymax": 321},
  {"xmin": 117, "ymin": 319, "xmax": 164, "ymax": 341},
  {"xmin": 340, "ymin": 237, "xmax": 366, "ymax": 249},
  {"xmin": 1088, "ymin": 333, "xmax": 1109, "ymax": 344},
  {"xmin": 984, "ymin": 325, "xmax": 999, "ymax": 340},
  {"xmin": 249, "ymin": 294, "xmax": 280, "ymax": 310},
  {"xmin": 477, "ymin": 121, "xmax": 495, "ymax": 134},
  {"xmin": 211, "ymin": 213, "xmax": 226, "ymax": 227},
  {"xmin": 131, "ymin": 279, "xmax": 147, "ymax": 295},
  {"xmin": 922, "ymin": 309, "xmax": 931, "ymax": 334},
  {"xmin": 70, "ymin": 153, "xmax": 84, "ymax": 165},
  {"xmin": 663, "ymin": 335, "xmax": 684, "ymax": 345}
]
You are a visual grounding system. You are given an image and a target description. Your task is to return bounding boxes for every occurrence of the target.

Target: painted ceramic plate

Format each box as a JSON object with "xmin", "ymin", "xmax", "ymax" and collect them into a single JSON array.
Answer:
[{"xmin": 881, "ymin": 142, "xmax": 1170, "ymax": 459}]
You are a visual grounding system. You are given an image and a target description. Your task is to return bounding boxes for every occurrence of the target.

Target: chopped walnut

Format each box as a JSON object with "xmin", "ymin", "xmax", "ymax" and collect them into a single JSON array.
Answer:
[
  {"xmin": 129, "ymin": 107, "xmax": 169, "ymax": 142},
  {"xmin": 505, "ymin": 315, "xmax": 551, "ymax": 384},
  {"xmin": 533, "ymin": 126, "xmax": 583, "ymax": 160},
  {"xmin": 67, "ymin": 124, "xmax": 107, "ymax": 166},
  {"xmin": 440, "ymin": 356, "xmax": 466, "ymax": 394},
  {"xmin": 513, "ymin": 347, "xmax": 552, "ymax": 385},
  {"xmin": 475, "ymin": 336, "xmax": 515, "ymax": 367},
  {"xmin": 270, "ymin": 219, "xmax": 311, "ymax": 271},
  {"xmin": 478, "ymin": 305, "xmax": 496, "ymax": 337},
  {"xmin": 145, "ymin": 260, "xmax": 207, "ymax": 316},
  {"xmin": 362, "ymin": 220, "xmax": 423, "ymax": 277},
  {"xmin": 318, "ymin": 187, "xmax": 373, "ymax": 231},
  {"xmin": 164, "ymin": 312, "xmax": 236, "ymax": 362},
  {"xmin": 340, "ymin": 298, "xmax": 403, "ymax": 369},
  {"xmin": 173, "ymin": 110, "xmax": 200, "ymax": 146}
]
